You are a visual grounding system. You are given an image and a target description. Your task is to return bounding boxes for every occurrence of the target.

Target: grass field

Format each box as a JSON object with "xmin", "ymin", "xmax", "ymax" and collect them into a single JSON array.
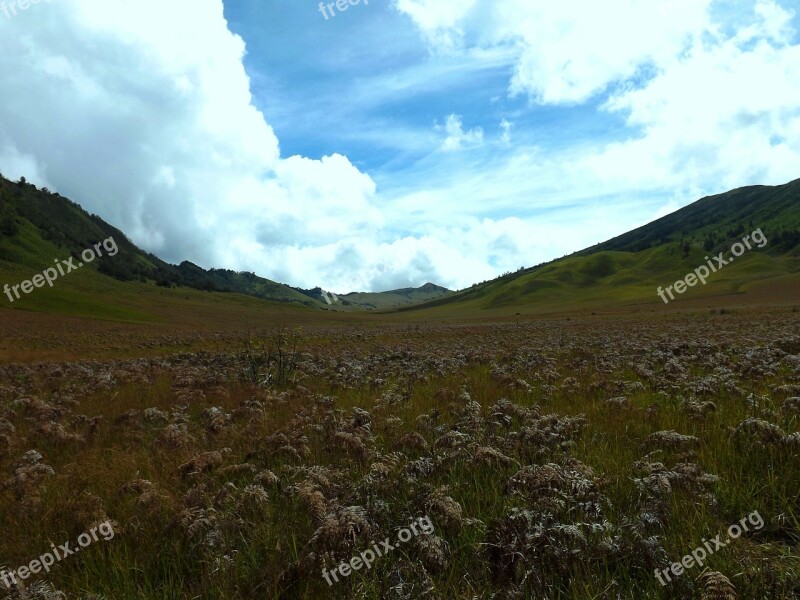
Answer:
[{"xmin": 0, "ymin": 302, "xmax": 798, "ymax": 599}]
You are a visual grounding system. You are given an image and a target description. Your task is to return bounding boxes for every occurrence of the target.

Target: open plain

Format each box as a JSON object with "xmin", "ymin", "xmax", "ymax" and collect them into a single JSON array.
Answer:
[{"xmin": 0, "ymin": 305, "xmax": 798, "ymax": 599}]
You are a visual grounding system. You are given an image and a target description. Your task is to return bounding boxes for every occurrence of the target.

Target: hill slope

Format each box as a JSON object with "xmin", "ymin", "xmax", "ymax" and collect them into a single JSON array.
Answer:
[
  {"xmin": 578, "ymin": 178, "xmax": 800, "ymax": 255},
  {"xmin": 0, "ymin": 176, "xmax": 323, "ymax": 309},
  {"xmin": 0, "ymin": 176, "xmax": 452, "ymax": 317},
  {"xmin": 402, "ymin": 178, "xmax": 800, "ymax": 315}
]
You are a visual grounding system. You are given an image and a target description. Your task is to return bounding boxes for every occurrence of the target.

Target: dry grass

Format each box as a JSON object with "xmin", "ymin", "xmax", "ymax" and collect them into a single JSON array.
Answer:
[{"xmin": 0, "ymin": 312, "xmax": 798, "ymax": 599}]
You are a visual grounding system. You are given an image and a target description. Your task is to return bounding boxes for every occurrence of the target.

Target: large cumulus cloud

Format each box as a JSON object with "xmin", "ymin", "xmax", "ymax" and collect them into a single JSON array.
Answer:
[{"xmin": 0, "ymin": 0, "xmax": 387, "ymax": 288}]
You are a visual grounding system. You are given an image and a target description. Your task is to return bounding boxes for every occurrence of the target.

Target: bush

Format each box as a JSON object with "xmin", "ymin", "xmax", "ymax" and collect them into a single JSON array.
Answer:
[
  {"xmin": 0, "ymin": 214, "xmax": 18, "ymax": 236},
  {"xmin": 236, "ymin": 326, "xmax": 304, "ymax": 387}
]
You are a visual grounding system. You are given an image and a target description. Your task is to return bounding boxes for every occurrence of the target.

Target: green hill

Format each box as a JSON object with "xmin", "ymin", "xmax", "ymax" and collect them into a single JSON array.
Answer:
[
  {"xmin": 0, "ymin": 175, "xmax": 322, "ymax": 309},
  {"xmin": 287, "ymin": 282, "xmax": 452, "ymax": 311},
  {"xmin": 578, "ymin": 178, "xmax": 800, "ymax": 255},
  {"xmin": 0, "ymin": 175, "xmax": 453, "ymax": 319},
  {"xmin": 401, "ymin": 178, "xmax": 800, "ymax": 315}
]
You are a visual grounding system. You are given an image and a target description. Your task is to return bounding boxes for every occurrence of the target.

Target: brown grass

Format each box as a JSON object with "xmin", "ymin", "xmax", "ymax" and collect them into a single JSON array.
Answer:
[{"xmin": 0, "ymin": 310, "xmax": 798, "ymax": 599}]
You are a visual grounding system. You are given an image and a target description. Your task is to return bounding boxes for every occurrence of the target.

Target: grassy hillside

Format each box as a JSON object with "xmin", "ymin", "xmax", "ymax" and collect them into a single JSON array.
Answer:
[
  {"xmin": 0, "ymin": 176, "xmax": 324, "ymax": 310},
  {"xmin": 0, "ymin": 176, "xmax": 452, "ymax": 316},
  {"xmin": 578, "ymin": 178, "xmax": 800, "ymax": 255},
  {"xmin": 403, "ymin": 178, "xmax": 800, "ymax": 315}
]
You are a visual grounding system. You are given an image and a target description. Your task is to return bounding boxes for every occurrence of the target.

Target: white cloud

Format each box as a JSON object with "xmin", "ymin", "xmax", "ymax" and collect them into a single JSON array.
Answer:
[
  {"xmin": 592, "ymin": 0, "xmax": 800, "ymax": 191},
  {"xmin": 751, "ymin": 0, "xmax": 795, "ymax": 42},
  {"xmin": 395, "ymin": 0, "xmax": 714, "ymax": 104},
  {"xmin": 0, "ymin": 141, "xmax": 49, "ymax": 187},
  {"xmin": 393, "ymin": 0, "xmax": 480, "ymax": 52},
  {"xmin": 499, "ymin": 119, "xmax": 512, "ymax": 145},
  {"xmin": 397, "ymin": 0, "xmax": 800, "ymax": 199},
  {"xmin": 0, "ymin": 0, "xmax": 386, "ymax": 288},
  {"xmin": 439, "ymin": 114, "xmax": 484, "ymax": 151}
]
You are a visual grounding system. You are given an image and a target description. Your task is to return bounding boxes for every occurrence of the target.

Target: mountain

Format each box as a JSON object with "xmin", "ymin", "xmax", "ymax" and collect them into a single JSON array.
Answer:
[
  {"xmin": 334, "ymin": 282, "xmax": 452, "ymax": 310},
  {"xmin": 400, "ymin": 178, "xmax": 800, "ymax": 315},
  {"xmin": 290, "ymin": 283, "xmax": 452, "ymax": 311},
  {"xmin": 0, "ymin": 175, "xmax": 449, "ymax": 316},
  {"xmin": 0, "ymin": 175, "xmax": 324, "ymax": 308},
  {"xmin": 577, "ymin": 178, "xmax": 800, "ymax": 255}
]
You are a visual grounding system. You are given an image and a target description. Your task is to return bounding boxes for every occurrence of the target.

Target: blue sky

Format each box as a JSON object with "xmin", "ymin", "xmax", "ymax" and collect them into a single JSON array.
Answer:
[
  {"xmin": 0, "ymin": 0, "xmax": 798, "ymax": 292},
  {"xmin": 224, "ymin": 1, "xmax": 622, "ymax": 170}
]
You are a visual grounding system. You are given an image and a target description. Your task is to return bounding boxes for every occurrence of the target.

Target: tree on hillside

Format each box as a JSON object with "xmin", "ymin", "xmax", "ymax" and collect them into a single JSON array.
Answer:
[{"xmin": 0, "ymin": 189, "xmax": 19, "ymax": 236}]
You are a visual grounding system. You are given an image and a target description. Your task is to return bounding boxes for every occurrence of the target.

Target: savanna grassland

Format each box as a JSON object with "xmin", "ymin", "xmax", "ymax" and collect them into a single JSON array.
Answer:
[{"xmin": 0, "ymin": 307, "xmax": 798, "ymax": 600}]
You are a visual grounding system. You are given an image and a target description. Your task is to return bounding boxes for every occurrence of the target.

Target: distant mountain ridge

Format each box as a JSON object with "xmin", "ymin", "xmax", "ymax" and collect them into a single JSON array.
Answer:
[
  {"xmin": 290, "ymin": 282, "xmax": 451, "ymax": 310},
  {"xmin": 335, "ymin": 282, "xmax": 451, "ymax": 310}
]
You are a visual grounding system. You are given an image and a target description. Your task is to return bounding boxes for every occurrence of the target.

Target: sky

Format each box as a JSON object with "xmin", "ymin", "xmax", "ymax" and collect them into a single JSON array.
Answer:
[{"xmin": 0, "ymin": 0, "xmax": 798, "ymax": 293}]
